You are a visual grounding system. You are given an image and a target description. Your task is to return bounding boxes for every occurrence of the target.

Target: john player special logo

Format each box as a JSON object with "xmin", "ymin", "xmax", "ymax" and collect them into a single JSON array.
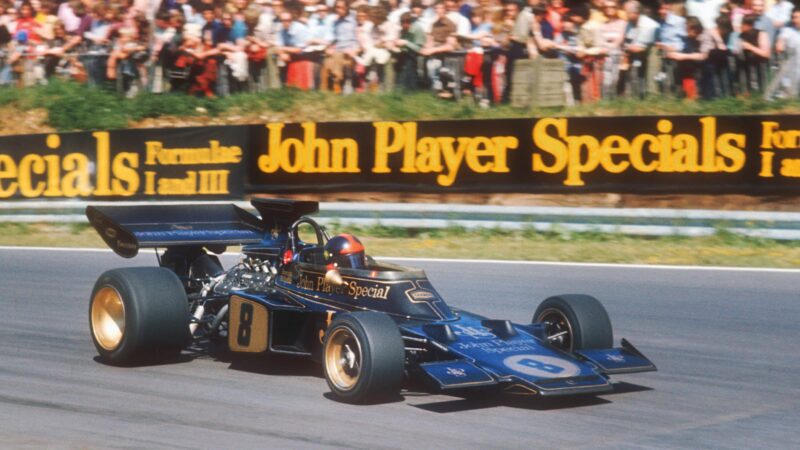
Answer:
[{"xmin": 296, "ymin": 273, "xmax": 391, "ymax": 300}]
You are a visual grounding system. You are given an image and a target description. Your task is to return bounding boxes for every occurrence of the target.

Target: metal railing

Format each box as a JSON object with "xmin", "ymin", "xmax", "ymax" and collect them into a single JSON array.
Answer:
[{"xmin": 2, "ymin": 200, "xmax": 800, "ymax": 240}]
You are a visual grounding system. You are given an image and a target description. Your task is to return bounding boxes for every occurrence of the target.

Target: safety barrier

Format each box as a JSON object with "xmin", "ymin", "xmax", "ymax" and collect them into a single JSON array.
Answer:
[{"xmin": 3, "ymin": 201, "xmax": 800, "ymax": 240}]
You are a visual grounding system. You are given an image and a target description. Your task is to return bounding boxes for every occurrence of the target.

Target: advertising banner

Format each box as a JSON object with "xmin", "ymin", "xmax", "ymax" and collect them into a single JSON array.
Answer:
[
  {"xmin": 0, "ymin": 126, "xmax": 247, "ymax": 200},
  {"xmin": 247, "ymin": 115, "xmax": 800, "ymax": 194},
  {"xmin": 1, "ymin": 115, "xmax": 798, "ymax": 199}
]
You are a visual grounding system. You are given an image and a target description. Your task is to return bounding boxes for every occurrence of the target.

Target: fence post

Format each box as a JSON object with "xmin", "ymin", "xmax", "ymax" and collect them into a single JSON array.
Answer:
[{"xmin": 511, "ymin": 57, "xmax": 567, "ymax": 108}]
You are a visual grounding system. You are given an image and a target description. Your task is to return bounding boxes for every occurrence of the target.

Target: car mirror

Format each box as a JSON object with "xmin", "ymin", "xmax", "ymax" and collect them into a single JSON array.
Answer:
[{"xmin": 325, "ymin": 268, "xmax": 344, "ymax": 285}]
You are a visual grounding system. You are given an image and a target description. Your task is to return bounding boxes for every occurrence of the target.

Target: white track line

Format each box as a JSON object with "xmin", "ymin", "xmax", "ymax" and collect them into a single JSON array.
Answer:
[{"xmin": 1, "ymin": 245, "xmax": 799, "ymax": 273}]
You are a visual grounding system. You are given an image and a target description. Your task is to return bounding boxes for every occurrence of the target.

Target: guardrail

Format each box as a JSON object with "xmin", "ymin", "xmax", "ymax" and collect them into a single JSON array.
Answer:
[{"xmin": 2, "ymin": 200, "xmax": 800, "ymax": 240}]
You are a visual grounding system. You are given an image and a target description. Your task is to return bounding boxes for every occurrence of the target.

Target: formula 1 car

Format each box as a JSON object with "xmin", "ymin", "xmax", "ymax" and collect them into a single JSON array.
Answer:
[{"xmin": 86, "ymin": 198, "xmax": 656, "ymax": 403}]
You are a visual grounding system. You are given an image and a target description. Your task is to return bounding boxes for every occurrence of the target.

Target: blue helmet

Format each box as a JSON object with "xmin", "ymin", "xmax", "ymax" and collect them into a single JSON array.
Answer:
[{"xmin": 324, "ymin": 234, "xmax": 366, "ymax": 269}]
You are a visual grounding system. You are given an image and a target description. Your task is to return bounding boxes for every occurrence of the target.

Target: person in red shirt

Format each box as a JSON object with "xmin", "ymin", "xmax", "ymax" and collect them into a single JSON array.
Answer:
[{"xmin": 14, "ymin": 1, "xmax": 41, "ymax": 43}]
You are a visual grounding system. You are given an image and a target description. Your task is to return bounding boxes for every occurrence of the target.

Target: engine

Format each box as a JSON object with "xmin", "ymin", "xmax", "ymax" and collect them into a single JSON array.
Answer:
[{"xmin": 213, "ymin": 257, "xmax": 276, "ymax": 294}]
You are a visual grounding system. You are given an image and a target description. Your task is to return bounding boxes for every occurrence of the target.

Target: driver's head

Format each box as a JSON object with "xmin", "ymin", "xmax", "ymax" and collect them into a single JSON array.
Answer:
[{"xmin": 324, "ymin": 233, "xmax": 366, "ymax": 269}]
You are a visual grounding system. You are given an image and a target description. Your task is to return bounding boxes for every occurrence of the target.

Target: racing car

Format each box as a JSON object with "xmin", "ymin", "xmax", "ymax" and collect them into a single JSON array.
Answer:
[{"xmin": 86, "ymin": 198, "xmax": 656, "ymax": 403}]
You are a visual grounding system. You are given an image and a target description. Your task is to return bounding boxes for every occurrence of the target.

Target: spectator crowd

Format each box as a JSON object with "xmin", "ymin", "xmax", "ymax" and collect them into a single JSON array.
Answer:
[{"xmin": 0, "ymin": 0, "xmax": 799, "ymax": 104}]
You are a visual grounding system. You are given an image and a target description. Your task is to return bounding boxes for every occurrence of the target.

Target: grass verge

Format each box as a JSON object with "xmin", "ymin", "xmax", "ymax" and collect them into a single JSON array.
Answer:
[
  {"xmin": 3, "ymin": 222, "xmax": 799, "ymax": 269},
  {"xmin": 1, "ymin": 80, "xmax": 800, "ymax": 132}
]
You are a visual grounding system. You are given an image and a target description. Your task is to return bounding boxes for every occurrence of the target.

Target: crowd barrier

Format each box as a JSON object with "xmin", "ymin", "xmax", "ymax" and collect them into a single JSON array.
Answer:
[
  {"xmin": 0, "ymin": 115, "xmax": 798, "ymax": 200},
  {"xmin": 3, "ymin": 45, "xmax": 796, "ymax": 103}
]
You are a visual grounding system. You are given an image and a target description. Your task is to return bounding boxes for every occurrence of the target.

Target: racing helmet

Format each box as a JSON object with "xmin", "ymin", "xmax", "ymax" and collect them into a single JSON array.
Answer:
[{"xmin": 324, "ymin": 234, "xmax": 366, "ymax": 269}]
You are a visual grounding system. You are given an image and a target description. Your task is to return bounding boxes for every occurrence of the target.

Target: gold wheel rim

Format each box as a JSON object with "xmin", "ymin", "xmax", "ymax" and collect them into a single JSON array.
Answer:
[
  {"xmin": 324, "ymin": 327, "xmax": 362, "ymax": 391},
  {"xmin": 91, "ymin": 286, "xmax": 126, "ymax": 351}
]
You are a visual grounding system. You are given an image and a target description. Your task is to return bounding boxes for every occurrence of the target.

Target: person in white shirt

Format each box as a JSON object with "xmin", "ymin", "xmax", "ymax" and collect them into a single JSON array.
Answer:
[
  {"xmin": 685, "ymin": 0, "xmax": 726, "ymax": 30},
  {"xmin": 620, "ymin": 0, "xmax": 659, "ymax": 97},
  {"xmin": 444, "ymin": 0, "xmax": 470, "ymax": 37}
]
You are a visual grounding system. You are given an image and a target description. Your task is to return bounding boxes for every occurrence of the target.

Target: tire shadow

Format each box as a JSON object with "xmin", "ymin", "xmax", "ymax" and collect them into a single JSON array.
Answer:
[{"xmin": 410, "ymin": 381, "xmax": 652, "ymax": 413}]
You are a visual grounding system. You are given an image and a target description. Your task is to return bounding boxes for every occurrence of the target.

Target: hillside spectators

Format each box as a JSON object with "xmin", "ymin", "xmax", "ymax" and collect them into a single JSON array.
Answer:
[{"xmin": 2, "ymin": 0, "xmax": 800, "ymax": 104}]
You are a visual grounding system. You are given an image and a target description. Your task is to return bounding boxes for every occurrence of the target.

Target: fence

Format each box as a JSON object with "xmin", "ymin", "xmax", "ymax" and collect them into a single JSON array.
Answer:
[
  {"xmin": 2, "ymin": 44, "xmax": 798, "ymax": 104},
  {"xmin": 4, "ymin": 200, "xmax": 800, "ymax": 240}
]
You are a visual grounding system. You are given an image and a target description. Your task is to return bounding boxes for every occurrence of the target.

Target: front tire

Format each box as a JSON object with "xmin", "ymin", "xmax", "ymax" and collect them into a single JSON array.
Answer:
[
  {"xmin": 90, "ymin": 267, "xmax": 190, "ymax": 365},
  {"xmin": 322, "ymin": 312, "xmax": 405, "ymax": 403},
  {"xmin": 533, "ymin": 294, "xmax": 613, "ymax": 352}
]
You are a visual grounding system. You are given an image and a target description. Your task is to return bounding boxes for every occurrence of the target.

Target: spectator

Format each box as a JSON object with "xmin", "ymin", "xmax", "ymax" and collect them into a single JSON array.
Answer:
[
  {"xmin": 275, "ymin": 9, "xmax": 313, "ymax": 89},
  {"xmin": 766, "ymin": 0, "xmax": 795, "ymax": 33},
  {"xmin": 56, "ymin": 0, "xmax": 82, "ymax": 35},
  {"xmin": 546, "ymin": 0, "xmax": 567, "ymax": 37},
  {"xmin": 163, "ymin": 11, "xmax": 191, "ymax": 92},
  {"xmin": 181, "ymin": 24, "xmax": 221, "ymax": 97},
  {"xmin": 555, "ymin": 5, "xmax": 590, "ymax": 103},
  {"xmin": 387, "ymin": 0, "xmax": 410, "ymax": 25},
  {"xmin": 177, "ymin": 0, "xmax": 202, "ymax": 26},
  {"xmin": 0, "ymin": 6, "xmax": 10, "ymax": 47},
  {"xmin": 768, "ymin": 9, "xmax": 800, "ymax": 98},
  {"xmin": 655, "ymin": 0, "xmax": 686, "ymax": 95},
  {"xmin": 620, "ymin": 0, "xmax": 658, "ymax": 97},
  {"xmin": 35, "ymin": 1, "xmax": 59, "ymax": 42},
  {"xmin": 735, "ymin": 13, "xmax": 770, "ymax": 94},
  {"xmin": 321, "ymin": 0, "xmax": 359, "ymax": 93},
  {"xmin": 362, "ymin": 4, "xmax": 397, "ymax": 91},
  {"xmin": 531, "ymin": 4, "xmax": 556, "ymax": 57},
  {"xmin": 391, "ymin": 10, "xmax": 425, "ymax": 90},
  {"xmin": 708, "ymin": 13, "xmax": 735, "ymax": 97},
  {"xmin": 501, "ymin": 0, "xmax": 532, "ymax": 103},
  {"xmin": 594, "ymin": 0, "xmax": 626, "ymax": 99},
  {"xmin": 481, "ymin": 3, "xmax": 512, "ymax": 104},
  {"xmin": 15, "ymin": 2, "xmax": 41, "ymax": 44},
  {"xmin": 305, "ymin": 3, "xmax": 333, "ymax": 89},
  {"xmin": 106, "ymin": 22, "xmax": 149, "ymax": 96},
  {"xmin": 665, "ymin": 15, "xmax": 712, "ymax": 99},
  {"xmin": 444, "ymin": 0, "xmax": 470, "ymax": 37},
  {"xmin": 462, "ymin": 5, "xmax": 493, "ymax": 99},
  {"xmin": 731, "ymin": 0, "xmax": 752, "ymax": 33},
  {"xmin": 752, "ymin": 0, "xmax": 777, "ymax": 49},
  {"xmin": 685, "ymin": 0, "xmax": 726, "ymax": 31},
  {"xmin": 41, "ymin": 20, "xmax": 82, "ymax": 80},
  {"xmin": 420, "ymin": 0, "xmax": 457, "ymax": 98}
]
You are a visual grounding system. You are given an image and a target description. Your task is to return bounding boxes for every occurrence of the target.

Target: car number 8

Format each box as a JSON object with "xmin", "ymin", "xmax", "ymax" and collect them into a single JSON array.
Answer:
[{"xmin": 238, "ymin": 303, "xmax": 253, "ymax": 347}]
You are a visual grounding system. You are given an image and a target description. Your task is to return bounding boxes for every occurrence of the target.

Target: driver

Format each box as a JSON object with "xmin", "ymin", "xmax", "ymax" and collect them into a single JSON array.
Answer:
[{"xmin": 324, "ymin": 233, "xmax": 366, "ymax": 269}]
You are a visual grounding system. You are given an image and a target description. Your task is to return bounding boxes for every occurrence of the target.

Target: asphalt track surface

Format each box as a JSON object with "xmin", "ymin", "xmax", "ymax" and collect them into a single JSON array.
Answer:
[{"xmin": 1, "ymin": 248, "xmax": 798, "ymax": 449}]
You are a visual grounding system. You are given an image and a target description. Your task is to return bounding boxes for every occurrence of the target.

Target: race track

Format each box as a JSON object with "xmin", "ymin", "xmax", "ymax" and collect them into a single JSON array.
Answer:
[{"xmin": 0, "ymin": 247, "xmax": 798, "ymax": 449}]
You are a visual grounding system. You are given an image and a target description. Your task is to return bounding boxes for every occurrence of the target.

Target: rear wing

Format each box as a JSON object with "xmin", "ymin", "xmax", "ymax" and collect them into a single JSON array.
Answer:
[
  {"xmin": 251, "ymin": 198, "xmax": 319, "ymax": 230},
  {"xmin": 87, "ymin": 198, "xmax": 321, "ymax": 258},
  {"xmin": 87, "ymin": 204, "xmax": 266, "ymax": 258}
]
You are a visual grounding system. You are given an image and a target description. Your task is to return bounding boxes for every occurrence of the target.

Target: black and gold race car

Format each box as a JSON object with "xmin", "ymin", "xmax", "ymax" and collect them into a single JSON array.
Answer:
[{"xmin": 87, "ymin": 198, "xmax": 655, "ymax": 403}]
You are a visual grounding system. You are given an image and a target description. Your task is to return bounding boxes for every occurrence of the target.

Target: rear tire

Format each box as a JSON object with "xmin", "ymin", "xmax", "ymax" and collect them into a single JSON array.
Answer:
[
  {"xmin": 90, "ymin": 267, "xmax": 190, "ymax": 365},
  {"xmin": 533, "ymin": 294, "xmax": 613, "ymax": 352},
  {"xmin": 322, "ymin": 312, "xmax": 405, "ymax": 403}
]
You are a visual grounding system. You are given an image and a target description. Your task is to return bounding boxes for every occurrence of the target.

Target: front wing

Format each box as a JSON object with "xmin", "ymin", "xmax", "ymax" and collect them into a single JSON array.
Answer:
[{"xmin": 403, "ymin": 311, "xmax": 656, "ymax": 397}]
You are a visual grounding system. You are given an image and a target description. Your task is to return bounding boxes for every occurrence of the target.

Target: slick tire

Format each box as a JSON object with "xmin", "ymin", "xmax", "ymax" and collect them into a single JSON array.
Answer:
[
  {"xmin": 90, "ymin": 267, "xmax": 190, "ymax": 365},
  {"xmin": 322, "ymin": 312, "xmax": 405, "ymax": 404},
  {"xmin": 533, "ymin": 294, "xmax": 613, "ymax": 352}
]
